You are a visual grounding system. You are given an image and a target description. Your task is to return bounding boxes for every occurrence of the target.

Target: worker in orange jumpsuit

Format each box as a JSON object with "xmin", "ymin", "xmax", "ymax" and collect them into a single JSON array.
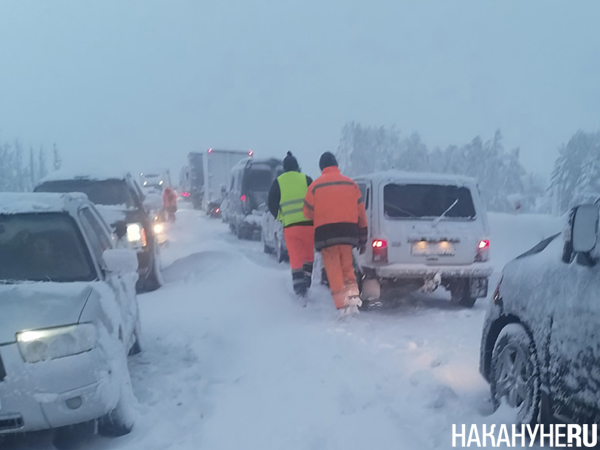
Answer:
[
  {"xmin": 303, "ymin": 152, "xmax": 368, "ymax": 316},
  {"xmin": 268, "ymin": 152, "xmax": 314, "ymax": 296}
]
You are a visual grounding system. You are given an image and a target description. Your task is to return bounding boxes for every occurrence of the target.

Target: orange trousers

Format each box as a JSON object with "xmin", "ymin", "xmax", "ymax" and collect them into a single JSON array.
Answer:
[
  {"xmin": 321, "ymin": 245, "xmax": 359, "ymax": 309},
  {"xmin": 284, "ymin": 226, "xmax": 314, "ymax": 295}
]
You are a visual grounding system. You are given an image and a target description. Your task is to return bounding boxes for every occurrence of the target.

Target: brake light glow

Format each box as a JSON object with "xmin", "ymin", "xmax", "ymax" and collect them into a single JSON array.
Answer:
[
  {"xmin": 372, "ymin": 239, "xmax": 388, "ymax": 263},
  {"xmin": 248, "ymin": 150, "xmax": 254, "ymax": 157},
  {"xmin": 372, "ymin": 239, "xmax": 387, "ymax": 248},
  {"xmin": 181, "ymin": 191, "xmax": 191, "ymax": 197},
  {"xmin": 241, "ymin": 195, "xmax": 246, "ymax": 202},
  {"xmin": 475, "ymin": 239, "xmax": 490, "ymax": 262},
  {"xmin": 208, "ymin": 148, "xmax": 213, "ymax": 153}
]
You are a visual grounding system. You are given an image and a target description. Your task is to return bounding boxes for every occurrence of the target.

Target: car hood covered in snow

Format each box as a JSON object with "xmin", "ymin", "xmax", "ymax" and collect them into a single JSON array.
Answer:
[{"xmin": 0, "ymin": 282, "xmax": 93, "ymax": 344}]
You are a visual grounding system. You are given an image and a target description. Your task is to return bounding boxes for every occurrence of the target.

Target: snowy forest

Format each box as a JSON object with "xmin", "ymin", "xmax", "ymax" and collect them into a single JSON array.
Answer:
[
  {"xmin": 336, "ymin": 122, "xmax": 600, "ymax": 214},
  {"xmin": 0, "ymin": 134, "xmax": 61, "ymax": 192}
]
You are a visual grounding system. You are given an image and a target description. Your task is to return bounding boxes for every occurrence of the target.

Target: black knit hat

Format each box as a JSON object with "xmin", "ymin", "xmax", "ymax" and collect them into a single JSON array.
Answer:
[
  {"xmin": 319, "ymin": 152, "xmax": 338, "ymax": 170},
  {"xmin": 283, "ymin": 151, "xmax": 299, "ymax": 171}
]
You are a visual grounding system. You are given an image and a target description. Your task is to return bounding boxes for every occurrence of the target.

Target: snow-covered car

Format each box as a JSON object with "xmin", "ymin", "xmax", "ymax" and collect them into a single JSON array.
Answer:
[
  {"xmin": 34, "ymin": 171, "xmax": 162, "ymax": 292},
  {"xmin": 354, "ymin": 171, "xmax": 492, "ymax": 307},
  {"xmin": 480, "ymin": 203, "xmax": 600, "ymax": 425},
  {"xmin": 260, "ymin": 209, "xmax": 288, "ymax": 262},
  {"xmin": 0, "ymin": 193, "xmax": 141, "ymax": 437},
  {"xmin": 223, "ymin": 157, "xmax": 283, "ymax": 239}
]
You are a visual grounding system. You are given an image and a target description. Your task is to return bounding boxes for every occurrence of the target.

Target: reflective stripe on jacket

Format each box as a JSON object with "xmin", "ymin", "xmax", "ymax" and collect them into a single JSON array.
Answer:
[
  {"xmin": 303, "ymin": 166, "xmax": 368, "ymax": 251},
  {"xmin": 277, "ymin": 171, "xmax": 311, "ymax": 227}
]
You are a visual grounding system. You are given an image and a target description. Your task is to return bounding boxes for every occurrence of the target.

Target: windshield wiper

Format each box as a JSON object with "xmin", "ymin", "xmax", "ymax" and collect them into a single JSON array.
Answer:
[
  {"xmin": 431, "ymin": 198, "xmax": 459, "ymax": 228},
  {"xmin": 385, "ymin": 202, "xmax": 416, "ymax": 217}
]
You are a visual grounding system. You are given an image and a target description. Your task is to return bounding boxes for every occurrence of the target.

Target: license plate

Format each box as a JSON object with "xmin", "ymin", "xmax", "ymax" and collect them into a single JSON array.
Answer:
[{"xmin": 411, "ymin": 241, "xmax": 455, "ymax": 256}]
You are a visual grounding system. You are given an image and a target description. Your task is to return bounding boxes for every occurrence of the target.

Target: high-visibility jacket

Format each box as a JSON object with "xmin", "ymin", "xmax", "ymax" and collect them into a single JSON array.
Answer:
[
  {"xmin": 303, "ymin": 166, "xmax": 368, "ymax": 250},
  {"xmin": 267, "ymin": 171, "xmax": 313, "ymax": 227},
  {"xmin": 276, "ymin": 172, "xmax": 310, "ymax": 227}
]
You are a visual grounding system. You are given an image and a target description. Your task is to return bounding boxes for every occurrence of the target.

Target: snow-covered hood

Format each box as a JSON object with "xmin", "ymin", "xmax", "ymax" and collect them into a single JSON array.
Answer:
[{"xmin": 0, "ymin": 282, "xmax": 92, "ymax": 344}]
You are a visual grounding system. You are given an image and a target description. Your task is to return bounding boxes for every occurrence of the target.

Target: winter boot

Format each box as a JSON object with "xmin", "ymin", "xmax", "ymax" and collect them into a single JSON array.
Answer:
[{"xmin": 303, "ymin": 262, "xmax": 313, "ymax": 289}]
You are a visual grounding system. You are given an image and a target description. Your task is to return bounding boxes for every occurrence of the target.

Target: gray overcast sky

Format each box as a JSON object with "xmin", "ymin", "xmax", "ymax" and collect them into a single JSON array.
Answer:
[{"xmin": 1, "ymin": 0, "xmax": 599, "ymax": 180}]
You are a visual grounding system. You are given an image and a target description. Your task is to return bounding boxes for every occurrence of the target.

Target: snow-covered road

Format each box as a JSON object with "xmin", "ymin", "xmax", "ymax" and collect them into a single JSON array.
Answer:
[{"xmin": 3, "ymin": 208, "xmax": 562, "ymax": 450}]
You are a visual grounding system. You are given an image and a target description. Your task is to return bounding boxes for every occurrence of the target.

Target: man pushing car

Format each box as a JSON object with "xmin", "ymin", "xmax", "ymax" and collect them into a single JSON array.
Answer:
[{"xmin": 303, "ymin": 152, "xmax": 368, "ymax": 317}]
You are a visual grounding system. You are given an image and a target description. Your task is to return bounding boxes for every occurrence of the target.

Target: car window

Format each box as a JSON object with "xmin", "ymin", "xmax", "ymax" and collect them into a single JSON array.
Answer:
[
  {"xmin": 358, "ymin": 183, "xmax": 369, "ymax": 209},
  {"xmin": 383, "ymin": 183, "xmax": 476, "ymax": 219},
  {"xmin": 79, "ymin": 208, "xmax": 112, "ymax": 262},
  {"xmin": 0, "ymin": 212, "xmax": 96, "ymax": 282},
  {"xmin": 35, "ymin": 179, "xmax": 135, "ymax": 208},
  {"xmin": 243, "ymin": 166, "xmax": 274, "ymax": 192}
]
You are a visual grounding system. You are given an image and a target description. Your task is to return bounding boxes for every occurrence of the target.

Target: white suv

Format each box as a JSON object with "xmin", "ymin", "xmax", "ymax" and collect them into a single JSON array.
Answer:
[{"xmin": 354, "ymin": 171, "xmax": 492, "ymax": 307}]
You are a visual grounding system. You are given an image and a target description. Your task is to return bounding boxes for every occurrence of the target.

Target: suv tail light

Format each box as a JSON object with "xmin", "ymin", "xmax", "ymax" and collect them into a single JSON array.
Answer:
[
  {"xmin": 475, "ymin": 239, "xmax": 490, "ymax": 262},
  {"xmin": 241, "ymin": 194, "xmax": 246, "ymax": 202},
  {"xmin": 372, "ymin": 239, "xmax": 388, "ymax": 263}
]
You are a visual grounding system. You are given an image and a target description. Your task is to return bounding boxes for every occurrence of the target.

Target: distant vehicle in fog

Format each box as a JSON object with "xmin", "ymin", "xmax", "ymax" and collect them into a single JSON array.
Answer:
[
  {"xmin": 480, "ymin": 203, "xmax": 599, "ymax": 425},
  {"xmin": 182, "ymin": 149, "xmax": 252, "ymax": 211},
  {"xmin": 353, "ymin": 171, "xmax": 492, "ymax": 308},
  {"xmin": 222, "ymin": 157, "xmax": 283, "ymax": 240},
  {"xmin": 139, "ymin": 170, "xmax": 171, "ymax": 194},
  {"xmin": 0, "ymin": 192, "xmax": 140, "ymax": 439},
  {"xmin": 34, "ymin": 171, "xmax": 162, "ymax": 292}
]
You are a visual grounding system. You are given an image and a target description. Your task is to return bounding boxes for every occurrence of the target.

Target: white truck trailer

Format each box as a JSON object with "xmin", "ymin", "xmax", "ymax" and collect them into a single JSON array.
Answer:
[{"xmin": 202, "ymin": 148, "xmax": 253, "ymax": 210}]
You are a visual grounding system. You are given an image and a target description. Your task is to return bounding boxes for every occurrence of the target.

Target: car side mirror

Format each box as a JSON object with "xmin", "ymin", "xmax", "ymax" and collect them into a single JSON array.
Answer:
[
  {"xmin": 113, "ymin": 221, "xmax": 127, "ymax": 240},
  {"xmin": 571, "ymin": 204, "xmax": 599, "ymax": 266},
  {"xmin": 102, "ymin": 249, "xmax": 139, "ymax": 274}
]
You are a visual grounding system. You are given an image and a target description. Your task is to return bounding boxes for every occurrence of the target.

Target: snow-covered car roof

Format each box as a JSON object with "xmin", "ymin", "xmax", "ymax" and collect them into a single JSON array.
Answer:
[
  {"xmin": 354, "ymin": 170, "xmax": 477, "ymax": 186},
  {"xmin": 36, "ymin": 169, "xmax": 132, "ymax": 185},
  {"xmin": 0, "ymin": 192, "xmax": 90, "ymax": 215}
]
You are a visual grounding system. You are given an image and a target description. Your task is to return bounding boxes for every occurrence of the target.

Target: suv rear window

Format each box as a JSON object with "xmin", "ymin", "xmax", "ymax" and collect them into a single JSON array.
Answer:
[
  {"xmin": 35, "ymin": 179, "xmax": 135, "ymax": 207},
  {"xmin": 243, "ymin": 166, "xmax": 275, "ymax": 192},
  {"xmin": 383, "ymin": 184, "xmax": 476, "ymax": 219},
  {"xmin": 0, "ymin": 213, "xmax": 95, "ymax": 282}
]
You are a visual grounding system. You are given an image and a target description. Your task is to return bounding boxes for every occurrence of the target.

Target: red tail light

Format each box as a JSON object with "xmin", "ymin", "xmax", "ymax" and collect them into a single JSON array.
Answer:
[
  {"xmin": 208, "ymin": 148, "xmax": 213, "ymax": 153},
  {"xmin": 475, "ymin": 239, "xmax": 490, "ymax": 262},
  {"xmin": 241, "ymin": 194, "xmax": 246, "ymax": 202},
  {"xmin": 372, "ymin": 239, "xmax": 388, "ymax": 263},
  {"xmin": 248, "ymin": 150, "xmax": 254, "ymax": 157}
]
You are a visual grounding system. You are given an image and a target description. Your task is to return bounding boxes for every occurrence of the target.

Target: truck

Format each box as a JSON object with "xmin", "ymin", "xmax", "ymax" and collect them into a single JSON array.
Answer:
[{"xmin": 184, "ymin": 148, "xmax": 253, "ymax": 211}]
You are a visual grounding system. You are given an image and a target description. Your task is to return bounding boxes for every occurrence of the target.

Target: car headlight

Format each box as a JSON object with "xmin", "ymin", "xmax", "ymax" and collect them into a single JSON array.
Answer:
[
  {"xmin": 153, "ymin": 222, "xmax": 164, "ymax": 234},
  {"xmin": 127, "ymin": 223, "xmax": 147, "ymax": 247},
  {"xmin": 16, "ymin": 324, "xmax": 97, "ymax": 363}
]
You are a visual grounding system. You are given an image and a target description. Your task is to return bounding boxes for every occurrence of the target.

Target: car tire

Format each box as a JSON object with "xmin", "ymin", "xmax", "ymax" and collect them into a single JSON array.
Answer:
[
  {"xmin": 141, "ymin": 248, "xmax": 162, "ymax": 292},
  {"xmin": 97, "ymin": 398, "xmax": 134, "ymax": 437},
  {"xmin": 275, "ymin": 236, "xmax": 286, "ymax": 263},
  {"xmin": 490, "ymin": 323, "xmax": 541, "ymax": 425},
  {"xmin": 449, "ymin": 279, "xmax": 476, "ymax": 308},
  {"xmin": 98, "ymin": 357, "xmax": 136, "ymax": 437},
  {"xmin": 261, "ymin": 230, "xmax": 271, "ymax": 254}
]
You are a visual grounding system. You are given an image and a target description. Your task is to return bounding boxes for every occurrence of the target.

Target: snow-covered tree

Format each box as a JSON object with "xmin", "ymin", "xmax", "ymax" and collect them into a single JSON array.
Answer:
[
  {"xmin": 335, "ymin": 122, "xmax": 530, "ymax": 212},
  {"xmin": 550, "ymin": 130, "xmax": 600, "ymax": 214},
  {"xmin": 53, "ymin": 143, "xmax": 62, "ymax": 171},
  {"xmin": 38, "ymin": 147, "xmax": 48, "ymax": 180}
]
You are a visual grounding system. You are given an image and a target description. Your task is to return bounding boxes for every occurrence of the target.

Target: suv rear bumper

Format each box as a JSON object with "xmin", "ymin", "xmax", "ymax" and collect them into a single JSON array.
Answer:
[{"xmin": 366, "ymin": 263, "xmax": 493, "ymax": 279}]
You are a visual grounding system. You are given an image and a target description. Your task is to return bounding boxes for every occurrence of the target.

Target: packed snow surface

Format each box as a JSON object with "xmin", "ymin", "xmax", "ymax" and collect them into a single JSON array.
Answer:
[{"xmin": 3, "ymin": 208, "xmax": 562, "ymax": 449}]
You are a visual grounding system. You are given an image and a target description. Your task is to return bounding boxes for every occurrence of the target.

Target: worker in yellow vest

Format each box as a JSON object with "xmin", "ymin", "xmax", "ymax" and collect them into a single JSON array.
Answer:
[{"xmin": 268, "ymin": 152, "xmax": 314, "ymax": 296}]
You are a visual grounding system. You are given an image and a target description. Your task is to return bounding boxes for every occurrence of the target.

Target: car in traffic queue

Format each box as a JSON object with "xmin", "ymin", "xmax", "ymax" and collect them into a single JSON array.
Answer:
[
  {"xmin": 354, "ymin": 171, "xmax": 492, "ymax": 308},
  {"xmin": 261, "ymin": 207, "xmax": 288, "ymax": 262},
  {"xmin": 0, "ymin": 192, "xmax": 141, "ymax": 438},
  {"xmin": 34, "ymin": 171, "xmax": 162, "ymax": 292},
  {"xmin": 222, "ymin": 157, "xmax": 283, "ymax": 240},
  {"xmin": 479, "ymin": 202, "xmax": 600, "ymax": 425}
]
